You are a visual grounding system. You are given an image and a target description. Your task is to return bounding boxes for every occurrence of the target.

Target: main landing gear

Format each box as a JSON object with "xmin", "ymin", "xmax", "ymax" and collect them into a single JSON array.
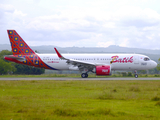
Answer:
[
  {"xmin": 134, "ymin": 70, "xmax": 138, "ymax": 78},
  {"xmin": 81, "ymin": 71, "xmax": 139, "ymax": 78},
  {"xmin": 81, "ymin": 73, "xmax": 88, "ymax": 78}
]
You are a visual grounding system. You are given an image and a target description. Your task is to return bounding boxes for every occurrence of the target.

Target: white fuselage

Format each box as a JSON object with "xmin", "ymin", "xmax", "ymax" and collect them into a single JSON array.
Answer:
[{"xmin": 37, "ymin": 53, "xmax": 157, "ymax": 71}]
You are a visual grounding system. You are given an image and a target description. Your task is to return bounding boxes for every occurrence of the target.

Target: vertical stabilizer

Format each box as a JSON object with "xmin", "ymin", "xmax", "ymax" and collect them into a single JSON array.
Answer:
[
  {"xmin": 6, "ymin": 30, "xmax": 57, "ymax": 70},
  {"xmin": 7, "ymin": 30, "xmax": 35, "ymax": 56}
]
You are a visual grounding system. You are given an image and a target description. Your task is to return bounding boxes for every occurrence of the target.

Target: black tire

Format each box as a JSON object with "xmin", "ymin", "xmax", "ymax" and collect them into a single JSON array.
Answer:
[
  {"xmin": 135, "ymin": 74, "xmax": 138, "ymax": 78},
  {"xmin": 85, "ymin": 73, "xmax": 88, "ymax": 78},
  {"xmin": 81, "ymin": 73, "xmax": 86, "ymax": 78},
  {"xmin": 81, "ymin": 73, "xmax": 88, "ymax": 78}
]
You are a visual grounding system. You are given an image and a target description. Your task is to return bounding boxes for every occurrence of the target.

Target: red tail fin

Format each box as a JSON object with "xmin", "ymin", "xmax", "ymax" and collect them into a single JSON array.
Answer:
[
  {"xmin": 7, "ymin": 30, "xmax": 35, "ymax": 56},
  {"xmin": 6, "ymin": 30, "xmax": 57, "ymax": 70}
]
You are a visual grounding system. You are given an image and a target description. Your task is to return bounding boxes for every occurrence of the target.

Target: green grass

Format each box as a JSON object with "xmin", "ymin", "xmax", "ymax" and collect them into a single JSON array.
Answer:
[{"xmin": 0, "ymin": 80, "xmax": 160, "ymax": 119}]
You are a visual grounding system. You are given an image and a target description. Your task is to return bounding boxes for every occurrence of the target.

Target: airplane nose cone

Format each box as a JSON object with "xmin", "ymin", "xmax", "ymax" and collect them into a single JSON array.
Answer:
[
  {"xmin": 152, "ymin": 61, "xmax": 157, "ymax": 68},
  {"xmin": 153, "ymin": 61, "xmax": 157, "ymax": 68}
]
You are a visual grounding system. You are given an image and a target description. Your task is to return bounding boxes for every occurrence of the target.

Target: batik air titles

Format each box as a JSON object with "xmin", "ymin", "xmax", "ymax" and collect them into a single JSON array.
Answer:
[{"xmin": 4, "ymin": 30, "xmax": 157, "ymax": 78}]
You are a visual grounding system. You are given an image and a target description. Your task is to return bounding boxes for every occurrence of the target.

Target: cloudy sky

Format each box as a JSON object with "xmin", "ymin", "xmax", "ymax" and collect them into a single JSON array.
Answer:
[{"xmin": 1, "ymin": 0, "xmax": 160, "ymax": 49}]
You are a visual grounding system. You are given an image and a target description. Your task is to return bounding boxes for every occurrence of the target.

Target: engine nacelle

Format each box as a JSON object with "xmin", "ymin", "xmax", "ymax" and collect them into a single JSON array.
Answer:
[{"xmin": 96, "ymin": 65, "xmax": 111, "ymax": 76}]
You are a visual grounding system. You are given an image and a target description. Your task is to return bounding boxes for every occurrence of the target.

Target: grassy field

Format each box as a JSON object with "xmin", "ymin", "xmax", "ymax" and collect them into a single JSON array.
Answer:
[{"xmin": 0, "ymin": 80, "xmax": 160, "ymax": 120}]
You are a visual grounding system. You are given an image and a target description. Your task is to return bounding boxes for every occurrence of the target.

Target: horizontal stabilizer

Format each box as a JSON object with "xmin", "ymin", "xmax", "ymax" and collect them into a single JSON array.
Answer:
[{"xmin": 4, "ymin": 55, "xmax": 26, "ymax": 62}]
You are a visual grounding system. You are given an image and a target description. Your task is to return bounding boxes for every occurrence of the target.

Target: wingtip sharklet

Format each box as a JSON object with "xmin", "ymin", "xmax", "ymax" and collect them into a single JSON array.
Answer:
[{"xmin": 54, "ymin": 48, "xmax": 66, "ymax": 59}]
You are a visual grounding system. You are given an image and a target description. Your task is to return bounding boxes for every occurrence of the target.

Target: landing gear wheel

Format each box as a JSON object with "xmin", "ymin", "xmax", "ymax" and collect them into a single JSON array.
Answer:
[
  {"xmin": 135, "ymin": 74, "xmax": 138, "ymax": 78},
  {"xmin": 81, "ymin": 73, "xmax": 88, "ymax": 78},
  {"xmin": 85, "ymin": 73, "xmax": 88, "ymax": 78},
  {"xmin": 81, "ymin": 73, "xmax": 86, "ymax": 78}
]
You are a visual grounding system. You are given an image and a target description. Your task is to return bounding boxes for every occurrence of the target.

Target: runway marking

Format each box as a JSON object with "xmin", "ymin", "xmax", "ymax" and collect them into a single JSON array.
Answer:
[{"xmin": 0, "ymin": 77, "xmax": 160, "ymax": 80}]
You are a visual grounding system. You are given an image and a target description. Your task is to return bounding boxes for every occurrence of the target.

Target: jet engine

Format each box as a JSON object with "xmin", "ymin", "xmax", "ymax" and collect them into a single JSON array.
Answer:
[{"xmin": 96, "ymin": 65, "xmax": 111, "ymax": 76}]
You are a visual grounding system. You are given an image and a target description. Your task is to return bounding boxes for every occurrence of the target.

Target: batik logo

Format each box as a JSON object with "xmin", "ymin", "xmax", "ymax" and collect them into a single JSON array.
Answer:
[{"xmin": 111, "ymin": 56, "xmax": 133, "ymax": 63}]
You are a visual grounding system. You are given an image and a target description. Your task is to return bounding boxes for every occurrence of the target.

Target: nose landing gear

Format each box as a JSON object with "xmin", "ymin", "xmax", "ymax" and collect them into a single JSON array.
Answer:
[
  {"xmin": 134, "ymin": 70, "xmax": 138, "ymax": 78},
  {"xmin": 135, "ymin": 74, "xmax": 138, "ymax": 78}
]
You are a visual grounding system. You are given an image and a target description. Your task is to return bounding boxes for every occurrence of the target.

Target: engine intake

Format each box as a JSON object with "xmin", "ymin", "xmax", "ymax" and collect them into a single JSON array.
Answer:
[{"xmin": 96, "ymin": 65, "xmax": 111, "ymax": 76}]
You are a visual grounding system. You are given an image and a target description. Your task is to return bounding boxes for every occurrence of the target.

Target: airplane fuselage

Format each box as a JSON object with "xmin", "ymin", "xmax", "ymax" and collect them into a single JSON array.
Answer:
[
  {"xmin": 5, "ymin": 30, "xmax": 157, "ymax": 78},
  {"xmin": 36, "ymin": 53, "xmax": 157, "ymax": 71}
]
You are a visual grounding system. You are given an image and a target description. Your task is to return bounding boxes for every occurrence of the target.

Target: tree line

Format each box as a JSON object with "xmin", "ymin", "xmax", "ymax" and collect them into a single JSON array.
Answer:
[{"xmin": 0, "ymin": 50, "xmax": 45, "ymax": 75}]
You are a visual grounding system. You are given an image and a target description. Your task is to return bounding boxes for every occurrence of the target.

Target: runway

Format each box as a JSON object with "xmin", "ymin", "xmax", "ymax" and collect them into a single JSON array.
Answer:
[{"xmin": 0, "ymin": 77, "xmax": 160, "ymax": 80}]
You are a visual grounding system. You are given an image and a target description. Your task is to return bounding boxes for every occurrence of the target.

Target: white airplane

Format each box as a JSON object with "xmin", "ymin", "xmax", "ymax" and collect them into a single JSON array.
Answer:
[{"xmin": 4, "ymin": 30, "xmax": 157, "ymax": 78}]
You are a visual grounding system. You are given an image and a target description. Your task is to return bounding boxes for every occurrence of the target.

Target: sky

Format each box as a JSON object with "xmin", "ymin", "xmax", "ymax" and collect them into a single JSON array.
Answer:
[{"xmin": 1, "ymin": 0, "xmax": 160, "ymax": 49}]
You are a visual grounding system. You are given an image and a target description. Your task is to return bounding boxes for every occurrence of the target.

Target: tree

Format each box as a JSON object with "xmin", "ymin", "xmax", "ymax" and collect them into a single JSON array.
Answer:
[
  {"xmin": 138, "ymin": 70, "xmax": 147, "ymax": 74},
  {"xmin": 156, "ymin": 58, "xmax": 160, "ymax": 72},
  {"xmin": 14, "ymin": 64, "xmax": 45, "ymax": 75},
  {"xmin": 149, "ymin": 68, "xmax": 159, "ymax": 74},
  {"xmin": 0, "ymin": 59, "xmax": 16, "ymax": 75},
  {"xmin": 0, "ymin": 50, "xmax": 12, "ymax": 60},
  {"xmin": 0, "ymin": 50, "xmax": 16, "ymax": 75}
]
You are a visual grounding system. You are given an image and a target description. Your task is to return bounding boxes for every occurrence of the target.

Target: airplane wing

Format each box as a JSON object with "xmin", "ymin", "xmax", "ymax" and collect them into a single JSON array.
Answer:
[
  {"xmin": 54, "ymin": 48, "xmax": 97, "ymax": 71},
  {"xmin": 54, "ymin": 48, "xmax": 112, "ymax": 72},
  {"xmin": 54, "ymin": 48, "xmax": 95, "ymax": 65}
]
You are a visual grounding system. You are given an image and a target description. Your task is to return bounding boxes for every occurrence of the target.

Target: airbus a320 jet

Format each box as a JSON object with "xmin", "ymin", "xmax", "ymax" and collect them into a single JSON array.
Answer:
[{"xmin": 4, "ymin": 30, "xmax": 157, "ymax": 78}]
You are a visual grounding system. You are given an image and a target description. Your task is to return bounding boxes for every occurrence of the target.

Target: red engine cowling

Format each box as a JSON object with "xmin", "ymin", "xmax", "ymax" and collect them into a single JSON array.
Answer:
[{"xmin": 96, "ymin": 65, "xmax": 111, "ymax": 76}]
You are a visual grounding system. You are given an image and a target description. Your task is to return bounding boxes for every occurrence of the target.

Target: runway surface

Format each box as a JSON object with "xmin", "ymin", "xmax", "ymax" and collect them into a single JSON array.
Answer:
[{"xmin": 0, "ymin": 77, "xmax": 160, "ymax": 80}]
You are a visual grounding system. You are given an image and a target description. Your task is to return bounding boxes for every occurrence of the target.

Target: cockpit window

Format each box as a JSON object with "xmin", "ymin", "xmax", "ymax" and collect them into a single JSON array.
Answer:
[{"xmin": 144, "ymin": 57, "xmax": 150, "ymax": 61}]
